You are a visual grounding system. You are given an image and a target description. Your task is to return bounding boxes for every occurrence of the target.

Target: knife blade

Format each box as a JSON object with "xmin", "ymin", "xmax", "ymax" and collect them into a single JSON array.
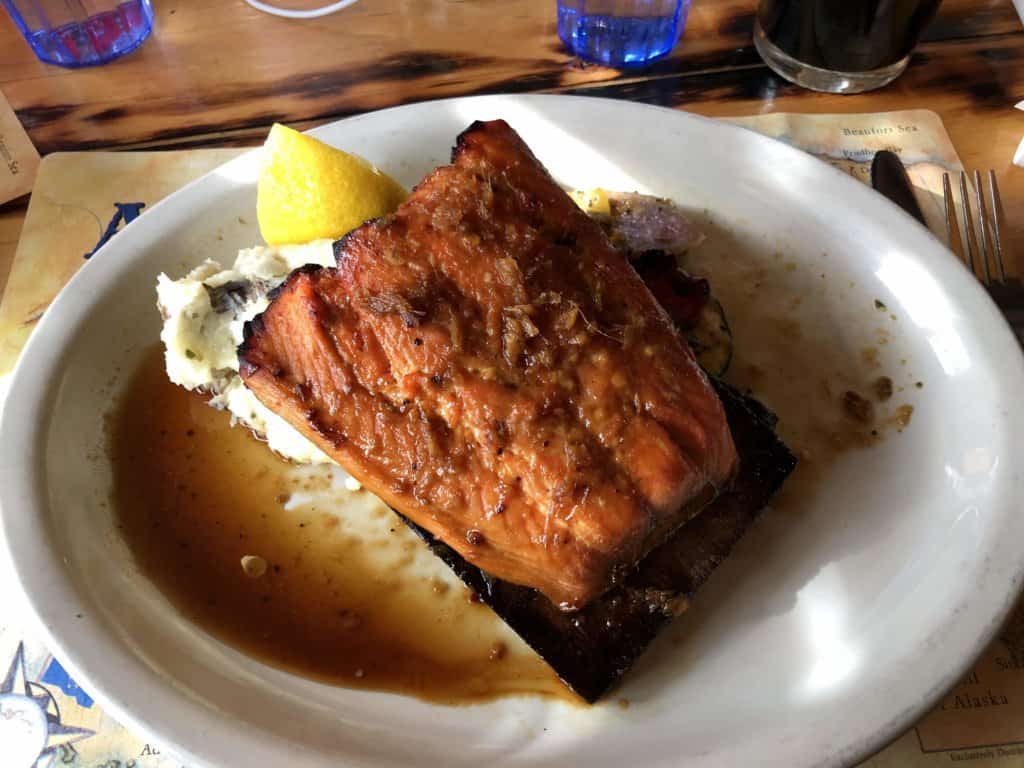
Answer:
[{"xmin": 871, "ymin": 150, "xmax": 927, "ymax": 226}]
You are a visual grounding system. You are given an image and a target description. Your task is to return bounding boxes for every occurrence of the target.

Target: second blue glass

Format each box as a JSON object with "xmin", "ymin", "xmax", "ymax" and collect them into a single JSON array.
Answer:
[{"xmin": 557, "ymin": 0, "xmax": 691, "ymax": 68}]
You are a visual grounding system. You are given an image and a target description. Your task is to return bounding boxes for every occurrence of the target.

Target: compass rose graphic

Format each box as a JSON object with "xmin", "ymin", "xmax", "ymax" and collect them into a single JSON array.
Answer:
[{"xmin": 0, "ymin": 643, "xmax": 94, "ymax": 768}]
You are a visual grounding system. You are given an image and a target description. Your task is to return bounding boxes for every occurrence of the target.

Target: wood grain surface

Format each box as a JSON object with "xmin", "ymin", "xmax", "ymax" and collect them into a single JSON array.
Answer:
[
  {"xmin": 0, "ymin": 204, "xmax": 22, "ymax": 295},
  {"xmin": 0, "ymin": 0, "xmax": 1019, "ymax": 151},
  {"xmin": 0, "ymin": 0, "xmax": 1021, "ymax": 297},
  {"xmin": 0, "ymin": 3, "xmax": 1023, "ymax": 763}
]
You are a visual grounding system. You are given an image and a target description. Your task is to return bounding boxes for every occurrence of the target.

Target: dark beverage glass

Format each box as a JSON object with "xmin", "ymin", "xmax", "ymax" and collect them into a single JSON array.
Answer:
[{"xmin": 754, "ymin": 0, "xmax": 943, "ymax": 94}]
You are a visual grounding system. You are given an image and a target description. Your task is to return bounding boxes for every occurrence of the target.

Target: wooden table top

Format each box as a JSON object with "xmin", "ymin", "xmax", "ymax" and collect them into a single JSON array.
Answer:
[
  {"xmin": 0, "ymin": 2, "xmax": 1021, "ymax": 763},
  {"xmin": 1, "ymin": 0, "xmax": 1022, "ymax": 298}
]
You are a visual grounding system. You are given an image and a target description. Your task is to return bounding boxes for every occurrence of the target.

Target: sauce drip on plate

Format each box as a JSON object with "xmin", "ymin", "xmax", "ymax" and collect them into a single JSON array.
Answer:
[{"xmin": 110, "ymin": 346, "xmax": 574, "ymax": 705}]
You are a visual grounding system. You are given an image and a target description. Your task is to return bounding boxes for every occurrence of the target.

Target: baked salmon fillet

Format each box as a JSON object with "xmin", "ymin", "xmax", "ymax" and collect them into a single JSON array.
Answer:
[{"xmin": 239, "ymin": 120, "xmax": 738, "ymax": 610}]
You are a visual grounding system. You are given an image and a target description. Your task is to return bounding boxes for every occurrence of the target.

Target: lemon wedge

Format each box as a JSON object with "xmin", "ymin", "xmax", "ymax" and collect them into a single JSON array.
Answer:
[{"xmin": 257, "ymin": 123, "xmax": 407, "ymax": 245}]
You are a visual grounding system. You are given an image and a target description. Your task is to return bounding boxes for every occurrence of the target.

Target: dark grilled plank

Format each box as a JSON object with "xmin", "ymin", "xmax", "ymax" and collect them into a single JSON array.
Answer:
[{"xmin": 402, "ymin": 380, "xmax": 797, "ymax": 702}]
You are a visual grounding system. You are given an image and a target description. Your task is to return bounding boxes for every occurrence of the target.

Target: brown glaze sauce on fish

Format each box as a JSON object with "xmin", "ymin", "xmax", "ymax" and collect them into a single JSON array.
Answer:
[
  {"xmin": 110, "ymin": 346, "xmax": 575, "ymax": 705},
  {"xmin": 239, "ymin": 121, "xmax": 738, "ymax": 611}
]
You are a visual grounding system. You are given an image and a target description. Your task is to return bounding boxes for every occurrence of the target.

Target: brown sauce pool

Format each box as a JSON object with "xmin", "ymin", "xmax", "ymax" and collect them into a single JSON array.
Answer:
[
  {"xmin": 110, "ymin": 346, "xmax": 573, "ymax": 705},
  {"xmin": 111, "ymin": 219, "xmax": 918, "ymax": 707}
]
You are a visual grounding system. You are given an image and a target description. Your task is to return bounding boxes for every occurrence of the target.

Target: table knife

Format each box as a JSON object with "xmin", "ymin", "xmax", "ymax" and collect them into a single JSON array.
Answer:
[{"xmin": 871, "ymin": 150, "xmax": 927, "ymax": 226}]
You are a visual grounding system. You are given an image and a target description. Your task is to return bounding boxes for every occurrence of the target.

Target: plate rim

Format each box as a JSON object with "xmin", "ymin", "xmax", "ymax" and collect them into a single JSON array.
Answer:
[{"xmin": 2, "ymin": 93, "xmax": 1023, "ymax": 768}]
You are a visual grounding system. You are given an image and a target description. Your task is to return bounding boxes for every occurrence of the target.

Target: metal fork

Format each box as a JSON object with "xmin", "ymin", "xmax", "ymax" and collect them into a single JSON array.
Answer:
[
  {"xmin": 942, "ymin": 170, "xmax": 1008, "ymax": 285},
  {"xmin": 944, "ymin": 170, "xmax": 1024, "ymax": 338}
]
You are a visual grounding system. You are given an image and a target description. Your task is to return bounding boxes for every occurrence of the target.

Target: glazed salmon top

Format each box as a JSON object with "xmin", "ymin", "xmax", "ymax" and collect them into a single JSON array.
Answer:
[{"xmin": 239, "ymin": 120, "xmax": 737, "ymax": 609}]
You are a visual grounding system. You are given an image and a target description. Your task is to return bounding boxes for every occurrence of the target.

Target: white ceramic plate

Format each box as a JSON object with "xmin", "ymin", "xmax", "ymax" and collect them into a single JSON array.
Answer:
[{"xmin": 2, "ymin": 95, "xmax": 1023, "ymax": 768}]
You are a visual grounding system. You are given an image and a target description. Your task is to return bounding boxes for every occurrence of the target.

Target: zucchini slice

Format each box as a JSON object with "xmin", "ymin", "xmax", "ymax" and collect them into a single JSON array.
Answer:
[{"xmin": 688, "ymin": 297, "xmax": 733, "ymax": 376}]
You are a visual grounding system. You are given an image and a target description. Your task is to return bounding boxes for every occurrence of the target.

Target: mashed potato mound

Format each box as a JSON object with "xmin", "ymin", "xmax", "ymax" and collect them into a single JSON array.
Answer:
[{"xmin": 156, "ymin": 240, "xmax": 335, "ymax": 464}]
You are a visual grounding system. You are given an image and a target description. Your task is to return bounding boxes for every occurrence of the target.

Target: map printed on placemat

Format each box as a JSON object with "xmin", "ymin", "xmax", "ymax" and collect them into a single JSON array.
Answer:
[
  {"xmin": 0, "ymin": 113, "xmax": 1021, "ymax": 768},
  {"xmin": 914, "ymin": 605, "xmax": 1024, "ymax": 757},
  {"xmin": 0, "ymin": 635, "xmax": 174, "ymax": 767}
]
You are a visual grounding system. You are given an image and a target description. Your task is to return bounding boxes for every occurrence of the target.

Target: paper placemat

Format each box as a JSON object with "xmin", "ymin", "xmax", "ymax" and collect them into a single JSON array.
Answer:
[
  {"xmin": 1, "ymin": 112, "xmax": 1021, "ymax": 768},
  {"xmin": 0, "ymin": 89, "xmax": 41, "ymax": 205},
  {"xmin": 0, "ymin": 148, "xmax": 245, "ymax": 380}
]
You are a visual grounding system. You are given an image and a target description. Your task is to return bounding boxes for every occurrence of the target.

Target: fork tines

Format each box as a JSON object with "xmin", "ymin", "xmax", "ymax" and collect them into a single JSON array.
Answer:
[{"xmin": 943, "ymin": 169, "xmax": 1008, "ymax": 284}]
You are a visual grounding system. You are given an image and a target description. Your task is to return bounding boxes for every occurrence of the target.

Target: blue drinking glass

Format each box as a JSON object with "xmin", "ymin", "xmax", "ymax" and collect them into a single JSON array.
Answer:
[
  {"xmin": 2, "ymin": 0, "xmax": 154, "ymax": 68},
  {"xmin": 556, "ymin": 0, "xmax": 691, "ymax": 67}
]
